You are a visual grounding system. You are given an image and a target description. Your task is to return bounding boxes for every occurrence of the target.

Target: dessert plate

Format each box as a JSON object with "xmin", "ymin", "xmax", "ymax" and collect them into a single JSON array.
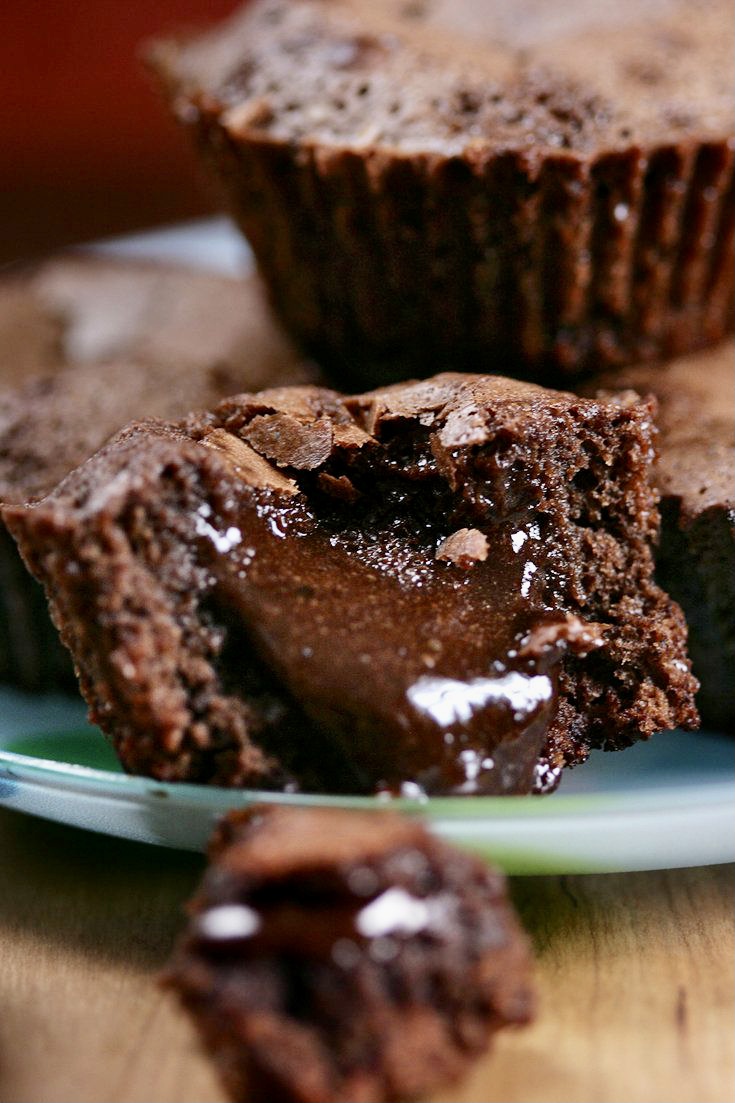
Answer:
[
  {"xmin": 1, "ymin": 219, "xmax": 732, "ymax": 874},
  {"xmin": 0, "ymin": 687, "xmax": 732, "ymax": 873}
]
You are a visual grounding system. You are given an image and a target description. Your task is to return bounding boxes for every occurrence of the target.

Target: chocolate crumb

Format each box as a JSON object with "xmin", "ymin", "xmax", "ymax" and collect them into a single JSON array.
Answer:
[
  {"xmin": 317, "ymin": 472, "xmax": 361, "ymax": 502},
  {"xmin": 518, "ymin": 614, "xmax": 606, "ymax": 659},
  {"xmin": 164, "ymin": 805, "xmax": 535, "ymax": 1103},
  {"xmin": 436, "ymin": 527, "xmax": 489, "ymax": 568}
]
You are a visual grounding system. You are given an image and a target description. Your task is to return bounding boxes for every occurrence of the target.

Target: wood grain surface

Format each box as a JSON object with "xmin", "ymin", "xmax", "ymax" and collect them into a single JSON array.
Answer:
[{"xmin": 0, "ymin": 806, "xmax": 732, "ymax": 1103}]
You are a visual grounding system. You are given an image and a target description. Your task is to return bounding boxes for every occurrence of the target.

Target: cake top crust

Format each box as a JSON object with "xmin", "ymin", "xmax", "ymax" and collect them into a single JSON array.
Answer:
[
  {"xmin": 153, "ymin": 0, "xmax": 734, "ymax": 158},
  {"xmin": 202, "ymin": 371, "xmax": 620, "ymax": 455},
  {"xmin": 26, "ymin": 371, "xmax": 636, "ymax": 521}
]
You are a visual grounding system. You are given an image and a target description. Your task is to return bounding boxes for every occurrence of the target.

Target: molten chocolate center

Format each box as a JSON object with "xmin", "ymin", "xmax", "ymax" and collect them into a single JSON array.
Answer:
[{"xmin": 199, "ymin": 476, "xmax": 601, "ymax": 796}]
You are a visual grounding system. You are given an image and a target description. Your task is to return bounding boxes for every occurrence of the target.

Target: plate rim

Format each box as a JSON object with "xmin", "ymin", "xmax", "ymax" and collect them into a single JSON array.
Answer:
[{"xmin": 2, "ymin": 743, "xmax": 733, "ymax": 821}]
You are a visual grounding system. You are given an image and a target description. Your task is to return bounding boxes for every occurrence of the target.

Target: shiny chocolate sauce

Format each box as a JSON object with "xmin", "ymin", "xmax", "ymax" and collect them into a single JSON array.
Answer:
[
  {"xmin": 196, "ymin": 476, "xmax": 603, "ymax": 797},
  {"xmin": 193, "ymin": 885, "xmax": 460, "ymax": 964}
]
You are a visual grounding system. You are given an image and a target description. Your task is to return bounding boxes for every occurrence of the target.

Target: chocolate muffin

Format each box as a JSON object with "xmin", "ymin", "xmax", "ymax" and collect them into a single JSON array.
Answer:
[
  {"xmin": 584, "ymin": 340, "xmax": 734, "ymax": 730},
  {"xmin": 3, "ymin": 374, "xmax": 698, "ymax": 794},
  {"xmin": 0, "ymin": 255, "xmax": 312, "ymax": 688},
  {"xmin": 150, "ymin": 0, "xmax": 734, "ymax": 389},
  {"xmin": 164, "ymin": 805, "xmax": 534, "ymax": 1103}
]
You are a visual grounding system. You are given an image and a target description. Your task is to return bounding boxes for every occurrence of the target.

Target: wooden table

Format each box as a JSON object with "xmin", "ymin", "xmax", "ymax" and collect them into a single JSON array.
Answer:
[{"xmin": 0, "ymin": 805, "xmax": 732, "ymax": 1103}]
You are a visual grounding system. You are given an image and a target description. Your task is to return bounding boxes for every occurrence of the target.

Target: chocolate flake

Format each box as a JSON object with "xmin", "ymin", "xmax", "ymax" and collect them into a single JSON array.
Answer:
[
  {"xmin": 242, "ymin": 412, "xmax": 334, "ymax": 469},
  {"xmin": 436, "ymin": 528, "xmax": 489, "ymax": 568},
  {"xmin": 204, "ymin": 428, "xmax": 298, "ymax": 493},
  {"xmin": 317, "ymin": 472, "xmax": 361, "ymax": 502},
  {"xmin": 518, "ymin": 614, "xmax": 607, "ymax": 658}
]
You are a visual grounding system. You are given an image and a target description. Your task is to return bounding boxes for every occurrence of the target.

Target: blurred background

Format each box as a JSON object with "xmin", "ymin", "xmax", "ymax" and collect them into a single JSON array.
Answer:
[{"xmin": 1, "ymin": 1, "xmax": 240, "ymax": 264}]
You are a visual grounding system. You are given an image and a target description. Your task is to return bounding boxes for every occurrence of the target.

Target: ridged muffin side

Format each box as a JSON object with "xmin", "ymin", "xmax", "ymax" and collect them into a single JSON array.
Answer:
[{"xmin": 150, "ymin": 0, "xmax": 735, "ymax": 387}]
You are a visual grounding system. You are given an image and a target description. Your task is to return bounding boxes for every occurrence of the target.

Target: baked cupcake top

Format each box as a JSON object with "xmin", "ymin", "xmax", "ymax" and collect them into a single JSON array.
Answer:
[{"xmin": 154, "ymin": 0, "xmax": 734, "ymax": 159}]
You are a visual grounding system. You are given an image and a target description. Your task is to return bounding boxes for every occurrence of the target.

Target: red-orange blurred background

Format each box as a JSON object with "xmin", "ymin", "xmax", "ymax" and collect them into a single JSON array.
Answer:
[{"xmin": 1, "ymin": 1, "xmax": 240, "ymax": 263}]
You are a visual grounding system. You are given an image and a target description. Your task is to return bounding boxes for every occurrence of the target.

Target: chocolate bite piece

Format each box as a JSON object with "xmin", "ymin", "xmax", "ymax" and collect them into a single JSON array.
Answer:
[
  {"xmin": 584, "ymin": 341, "xmax": 734, "ymax": 729},
  {"xmin": 0, "ymin": 255, "xmax": 312, "ymax": 688},
  {"xmin": 164, "ymin": 805, "xmax": 534, "ymax": 1103},
  {"xmin": 150, "ymin": 0, "xmax": 734, "ymax": 388},
  {"xmin": 4, "ymin": 374, "xmax": 697, "ymax": 793}
]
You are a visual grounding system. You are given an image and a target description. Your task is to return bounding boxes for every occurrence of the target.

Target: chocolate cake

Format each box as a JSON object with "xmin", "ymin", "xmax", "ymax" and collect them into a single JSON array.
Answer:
[
  {"xmin": 150, "ymin": 0, "xmax": 734, "ymax": 388},
  {"xmin": 3, "ymin": 374, "xmax": 698, "ymax": 794},
  {"xmin": 584, "ymin": 341, "xmax": 734, "ymax": 729},
  {"xmin": 0, "ymin": 255, "xmax": 311, "ymax": 688},
  {"xmin": 164, "ymin": 805, "xmax": 534, "ymax": 1103}
]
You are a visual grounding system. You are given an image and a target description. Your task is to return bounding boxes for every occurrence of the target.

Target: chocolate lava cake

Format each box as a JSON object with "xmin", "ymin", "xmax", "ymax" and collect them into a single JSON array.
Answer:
[
  {"xmin": 584, "ymin": 341, "xmax": 734, "ymax": 729},
  {"xmin": 164, "ymin": 805, "xmax": 534, "ymax": 1103},
  {"xmin": 3, "ymin": 374, "xmax": 698, "ymax": 794},
  {"xmin": 0, "ymin": 255, "xmax": 311, "ymax": 688},
  {"xmin": 150, "ymin": 0, "xmax": 734, "ymax": 388}
]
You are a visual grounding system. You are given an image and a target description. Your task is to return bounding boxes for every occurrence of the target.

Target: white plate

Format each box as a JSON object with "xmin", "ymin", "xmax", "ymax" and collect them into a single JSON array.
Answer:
[
  {"xmin": 1, "ymin": 219, "xmax": 732, "ymax": 874},
  {"xmin": 0, "ymin": 691, "xmax": 732, "ymax": 874},
  {"xmin": 88, "ymin": 215, "xmax": 254, "ymax": 275}
]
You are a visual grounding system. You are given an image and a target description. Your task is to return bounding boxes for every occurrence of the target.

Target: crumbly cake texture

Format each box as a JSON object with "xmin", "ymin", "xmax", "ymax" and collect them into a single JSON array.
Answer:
[
  {"xmin": 163, "ymin": 805, "xmax": 534, "ymax": 1103},
  {"xmin": 4, "ymin": 374, "xmax": 698, "ymax": 794},
  {"xmin": 583, "ymin": 341, "xmax": 734, "ymax": 729},
  {"xmin": 150, "ymin": 0, "xmax": 734, "ymax": 387},
  {"xmin": 0, "ymin": 255, "xmax": 311, "ymax": 688}
]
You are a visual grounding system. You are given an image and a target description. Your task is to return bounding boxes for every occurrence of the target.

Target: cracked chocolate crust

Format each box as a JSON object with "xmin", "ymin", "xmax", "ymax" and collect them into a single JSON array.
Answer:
[
  {"xmin": 164, "ymin": 805, "xmax": 534, "ymax": 1103},
  {"xmin": 4, "ymin": 374, "xmax": 698, "ymax": 793},
  {"xmin": 0, "ymin": 255, "xmax": 311, "ymax": 689},
  {"xmin": 150, "ymin": 0, "xmax": 734, "ymax": 387}
]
